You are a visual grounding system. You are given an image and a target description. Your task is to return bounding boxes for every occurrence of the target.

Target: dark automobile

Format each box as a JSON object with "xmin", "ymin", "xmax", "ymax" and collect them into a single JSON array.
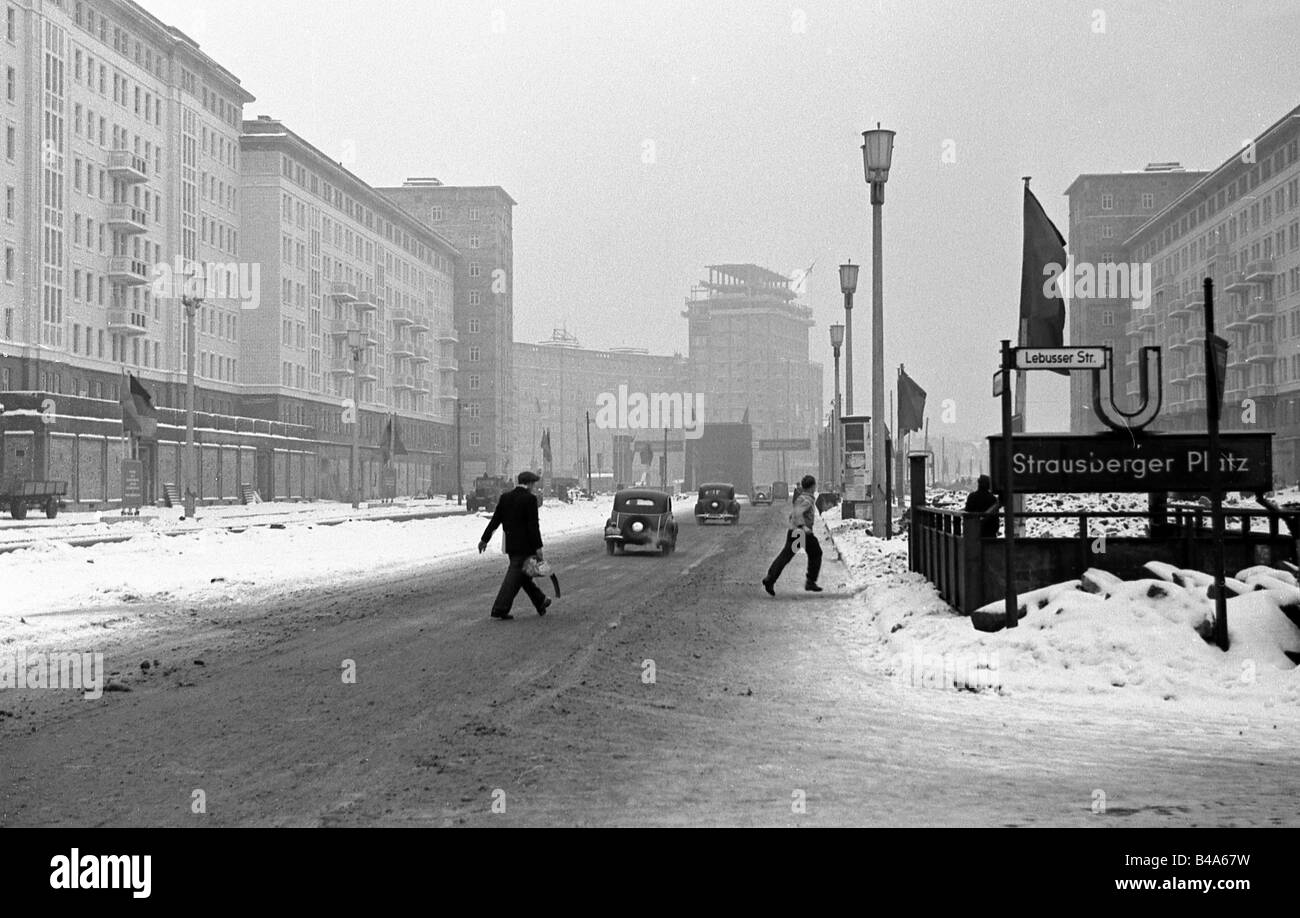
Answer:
[
  {"xmin": 751, "ymin": 485, "xmax": 772, "ymax": 506},
  {"xmin": 605, "ymin": 488, "xmax": 678, "ymax": 554},
  {"xmin": 466, "ymin": 475, "xmax": 509, "ymax": 513},
  {"xmin": 695, "ymin": 482, "xmax": 740, "ymax": 525},
  {"xmin": 772, "ymin": 480, "xmax": 790, "ymax": 502}
]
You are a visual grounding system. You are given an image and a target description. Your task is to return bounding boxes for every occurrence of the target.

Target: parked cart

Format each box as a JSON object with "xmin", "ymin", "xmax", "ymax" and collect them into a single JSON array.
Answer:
[{"xmin": 2, "ymin": 480, "xmax": 68, "ymax": 520}]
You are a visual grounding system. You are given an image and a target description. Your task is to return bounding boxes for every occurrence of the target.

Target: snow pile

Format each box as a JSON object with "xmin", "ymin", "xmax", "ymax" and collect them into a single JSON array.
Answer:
[{"xmin": 829, "ymin": 519, "xmax": 1300, "ymax": 716}]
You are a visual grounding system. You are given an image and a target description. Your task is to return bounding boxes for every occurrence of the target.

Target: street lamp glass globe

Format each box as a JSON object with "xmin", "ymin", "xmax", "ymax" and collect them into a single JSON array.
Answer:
[
  {"xmin": 861, "ymin": 126, "xmax": 896, "ymax": 184},
  {"xmin": 829, "ymin": 323, "xmax": 845, "ymax": 348},
  {"xmin": 838, "ymin": 262, "xmax": 859, "ymax": 295}
]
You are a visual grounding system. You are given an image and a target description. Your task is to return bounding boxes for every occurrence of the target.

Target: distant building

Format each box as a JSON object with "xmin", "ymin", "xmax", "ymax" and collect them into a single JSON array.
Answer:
[
  {"xmin": 1064, "ymin": 164, "xmax": 1206, "ymax": 433},
  {"xmin": 512, "ymin": 330, "xmax": 692, "ymax": 488},
  {"xmin": 681, "ymin": 264, "xmax": 823, "ymax": 483},
  {"xmin": 239, "ymin": 117, "xmax": 460, "ymax": 498},
  {"xmin": 379, "ymin": 179, "xmax": 516, "ymax": 487}
]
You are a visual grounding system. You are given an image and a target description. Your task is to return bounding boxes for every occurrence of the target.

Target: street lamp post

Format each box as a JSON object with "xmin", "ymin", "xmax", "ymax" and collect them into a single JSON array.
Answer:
[
  {"xmin": 455, "ymin": 398, "xmax": 465, "ymax": 505},
  {"xmin": 838, "ymin": 264, "xmax": 859, "ymax": 516},
  {"xmin": 181, "ymin": 292, "xmax": 202, "ymax": 519},
  {"xmin": 829, "ymin": 323, "xmax": 844, "ymax": 496},
  {"xmin": 862, "ymin": 123, "xmax": 896, "ymax": 538},
  {"xmin": 346, "ymin": 328, "xmax": 365, "ymax": 508}
]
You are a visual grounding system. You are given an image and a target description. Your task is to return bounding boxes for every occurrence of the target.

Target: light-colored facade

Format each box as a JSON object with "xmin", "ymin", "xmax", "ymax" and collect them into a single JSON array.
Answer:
[
  {"xmin": 1114, "ymin": 104, "xmax": 1300, "ymax": 483},
  {"xmin": 1064, "ymin": 165, "xmax": 1207, "ymax": 432},
  {"xmin": 512, "ymin": 329, "xmax": 692, "ymax": 486},
  {"xmin": 238, "ymin": 118, "xmax": 459, "ymax": 461},
  {"xmin": 1, "ymin": 0, "xmax": 252, "ymax": 410},
  {"xmin": 682, "ymin": 264, "xmax": 822, "ymax": 483},
  {"xmin": 379, "ymin": 179, "xmax": 514, "ymax": 487}
]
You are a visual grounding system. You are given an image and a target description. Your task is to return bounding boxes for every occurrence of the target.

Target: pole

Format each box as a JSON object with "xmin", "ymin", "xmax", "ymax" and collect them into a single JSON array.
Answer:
[
  {"xmin": 844, "ymin": 291, "xmax": 854, "ymax": 415},
  {"xmin": 924, "ymin": 417, "xmax": 930, "ymax": 487},
  {"xmin": 455, "ymin": 398, "xmax": 464, "ymax": 505},
  {"xmin": 832, "ymin": 348, "xmax": 842, "ymax": 496},
  {"xmin": 351, "ymin": 347, "xmax": 360, "ymax": 509},
  {"xmin": 586, "ymin": 411, "xmax": 594, "ymax": 497},
  {"xmin": 182, "ymin": 296, "xmax": 198, "ymax": 519},
  {"xmin": 1001, "ymin": 339, "xmax": 1019, "ymax": 629},
  {"xmin": 871, "ymin": 182, "xmax": 887, "ymax": 537},
  {"xmin": 1204, "ymin": 277, "xmax": 1229, "ymax": 650}
]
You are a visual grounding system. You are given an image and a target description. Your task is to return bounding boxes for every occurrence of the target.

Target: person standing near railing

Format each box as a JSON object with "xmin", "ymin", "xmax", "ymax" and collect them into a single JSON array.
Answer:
[{"xmin": 965, "ymin": 474, "xmax": 1002, "ymax": 538}]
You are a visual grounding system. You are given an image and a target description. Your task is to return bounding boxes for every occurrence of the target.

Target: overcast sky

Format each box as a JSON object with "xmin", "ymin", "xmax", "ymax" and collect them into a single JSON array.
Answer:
[{"xmin": 141, "ymin": 0, "xmax": 1300, "ymax": 440}]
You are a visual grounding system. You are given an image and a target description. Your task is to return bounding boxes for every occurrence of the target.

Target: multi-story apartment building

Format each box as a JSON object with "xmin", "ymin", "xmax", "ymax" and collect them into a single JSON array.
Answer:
[
  {"xmin": 512, "ymin": 329, "xmax": 692, "ymax": 486},
  {"xmin": 379, "ymin": 178, "xmax": 514, "ymax": 488},
  {"xmin": 681, "ymin": 264, "xmax": 823, "ymax": 483},
  {"xmin": 1, "ymin": 0, "xmax": 252, "ymax": 409},
  {"xmin": 1111, "ymin": 104, "xmax": 1300, "ymax": 483},
  {"xmin": 1064, "ymin": 164, "xmax": 1207, "ymax": 432},
  {"xmin": 239, "ymin": 117, "xmax": 461, "ymax": 497}
]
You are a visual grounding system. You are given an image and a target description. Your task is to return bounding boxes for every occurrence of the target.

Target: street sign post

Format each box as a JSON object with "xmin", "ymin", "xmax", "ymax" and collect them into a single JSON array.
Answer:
[{"xmin": 1014, "ymin": 347, "xmax": 1109, "ymax": 371}]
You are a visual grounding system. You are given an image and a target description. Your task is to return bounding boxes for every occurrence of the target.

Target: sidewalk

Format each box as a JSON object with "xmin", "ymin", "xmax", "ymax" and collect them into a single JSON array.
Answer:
[{"xmin": 0, "ymin": 497, "xmax": 469, "ymax": 552}]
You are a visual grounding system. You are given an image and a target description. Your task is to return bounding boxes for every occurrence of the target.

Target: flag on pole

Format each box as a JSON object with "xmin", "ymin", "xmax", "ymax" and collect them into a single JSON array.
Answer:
[
  {"xmin": 1020, "ymin": 183, "xmax": 1069, "ymax": 364},
  {"xmin": 640, "ymin": 441, "xmax": 654, "ymax": 466},
  {"xmin": 380, "ymin": 414, "xmax": 408, "ymax": 464},
  {"xmin": 897, "ymin": 366, "xmax": 927, "ymax": 435},
  {"xmin": 1210, "ymin": 334, "xmax": 1229, "ymax": 424},
  {"xmin": 541, "ymin": 429, "xmax": 552, "ymax": 463},
  {"xmin": 120, "ymin": 373, "xmax": 157, "ymax": 439}
]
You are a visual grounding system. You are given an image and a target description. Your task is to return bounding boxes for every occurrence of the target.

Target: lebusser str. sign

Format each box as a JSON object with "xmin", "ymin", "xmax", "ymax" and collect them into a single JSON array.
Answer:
[{"xmin": 988, "ymin": 433, "xmax": 1273, "ymax": 493}]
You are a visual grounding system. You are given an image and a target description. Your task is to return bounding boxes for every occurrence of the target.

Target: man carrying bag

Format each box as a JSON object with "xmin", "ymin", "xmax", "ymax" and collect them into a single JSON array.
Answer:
[
  {"xmin": 477, "ymin": 471, "xmax": 551, "ymax": 620},
  {"xmin": 762, "ymin": 474, "xmax": 823, "ymax": 595}
]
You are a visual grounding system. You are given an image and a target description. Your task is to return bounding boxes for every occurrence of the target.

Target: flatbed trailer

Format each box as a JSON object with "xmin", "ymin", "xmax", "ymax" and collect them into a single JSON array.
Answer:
[{"xmin": 2, "ymin": 480, "xmax": 69, "ymax": 520}]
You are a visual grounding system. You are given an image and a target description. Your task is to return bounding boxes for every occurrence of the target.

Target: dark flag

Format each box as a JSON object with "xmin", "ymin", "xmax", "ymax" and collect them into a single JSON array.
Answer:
[
  {"xmin": 740, "ymin": 406, "xmax": 750, "ymax": 425},
  {"xmin": 380, "ymin": 414, "xmax": 408, "ymax": 464},
  {"xmin": 1020, "ymin": 184, "xmax": 1069, "ymax": 365},
  {"xmin": 897, "ymin": 366, "xmax": 926, "ymax": 435},
  {"xmin": 1209, "ymin": 334, "xmax": 1229, "ymax": 423},
  {"xmin": 640, "ymin": 441, "xmax": 654, "ymax": 466},
  {"xmin": 541, "ymin": 429, "xmax": 552, "ymax": 463},
  {"xmin": 120, "ymin": 373, "xmax": 157, "ymax": 439}
]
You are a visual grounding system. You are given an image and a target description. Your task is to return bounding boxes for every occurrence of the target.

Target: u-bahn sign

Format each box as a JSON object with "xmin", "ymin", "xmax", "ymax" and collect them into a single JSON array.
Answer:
[{"xmin": 988, "ymin": 432, "xmax": 1272, "ymax": 493}]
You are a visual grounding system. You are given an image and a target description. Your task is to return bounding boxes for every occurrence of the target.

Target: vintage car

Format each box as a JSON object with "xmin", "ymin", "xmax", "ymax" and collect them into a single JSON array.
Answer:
[
  {"xmin": 751, "ymin": 485, "xmax": 773, "ymax": 506},
  {"xmin": 695, "ymin": 482, "xmax": 740, "ymax": 525},
  {"xmin": 605, "ymin": 488, "xmax": 678, "ymax": 554},
  {"xmin": 466, "ymin": 475, "xmax": 510, "ymax": 513},
  {"xmin": 772, "ymin": 481, "xmax": 790, "ymax": 502}
]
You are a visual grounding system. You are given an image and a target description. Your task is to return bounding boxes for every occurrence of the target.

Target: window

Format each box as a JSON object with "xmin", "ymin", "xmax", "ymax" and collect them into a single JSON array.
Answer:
[
  {"xmin": 468, "ymin": 374, "xmax": 480, "ymax": 390},
  {"xmin": 1102, "ymin": 310, "xmax": 1115, "ymax": 326},
  {"xmin": 468, "ymin": 318, "xmax": 480, "ymax": 334},
  {"xmin": 468, "ymin": 432, "xmax": 481, "ymax": 448},
  {"xmin": 1101, "ymin": 193, "xmax": 1114, "ymax": 210},
  {"xmin": 468, "ymin": 346, "xmax": 481, "ymax": 361},
  {"xmin": 468, "ymin": 207, "xmax": 480, "ymax": 221},
  {"xmin": 469, "ymin": 234, "xmax": 480, "ymax": 248},
  {"xmin": 431, "ymin": 206, "xmax": 443, "ymax": 222},
  {"xmin": 468, "ymin": 290, "xmax": 481, "ymax": 306},
  {"xmin": 1102, "ymin": 225, "xmax": 1114, "ymax": 239},
  {"xmin": 5, "ymin": 125, "xmax": 13, "ymax": 160},
  {"xmin": 4, "ymin": 246, "xmax": 13, "ymax": 281},
  {"xmin": 1141, "ymin": 192, "xmax": 1154, "ymax": 210},
  {"xmin": 468, "ymin": 262, "xmax": 481, "ymax": 278}
]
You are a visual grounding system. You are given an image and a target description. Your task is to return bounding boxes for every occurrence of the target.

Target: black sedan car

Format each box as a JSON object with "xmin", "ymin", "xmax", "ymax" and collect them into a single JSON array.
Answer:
[
  {"xmin": 605, "ymin": 488, "xmax": 678, "ymax": 555},
  {"xmin": 695, "ymin": 483, "xmax": 740, "ymax": 525},
  {"xmin": 751, "ymin": 485, "xmax": 772, "ymax": 506}
]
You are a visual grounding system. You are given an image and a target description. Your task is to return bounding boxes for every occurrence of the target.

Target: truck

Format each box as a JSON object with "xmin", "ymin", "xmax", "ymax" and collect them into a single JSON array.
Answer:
[{"xmin": 465, "ymin": 475, "xmax": 509, "ymax": 513}]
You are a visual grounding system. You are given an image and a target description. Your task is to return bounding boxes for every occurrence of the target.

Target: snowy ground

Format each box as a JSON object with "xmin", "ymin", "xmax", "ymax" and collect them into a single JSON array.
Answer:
[
  {"xmin": 0, "ymin": 496, "xmax": 632, "ymax": 646},
  {"xmin": 825, "ymin": 503, "xmax": 1300, "ymax": 723}
]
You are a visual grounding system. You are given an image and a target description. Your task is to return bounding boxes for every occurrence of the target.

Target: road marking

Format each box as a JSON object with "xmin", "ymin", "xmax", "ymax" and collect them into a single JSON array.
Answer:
[{"xmin": 680, "ymin": 546, "xmax": 723, "ymax": 578}]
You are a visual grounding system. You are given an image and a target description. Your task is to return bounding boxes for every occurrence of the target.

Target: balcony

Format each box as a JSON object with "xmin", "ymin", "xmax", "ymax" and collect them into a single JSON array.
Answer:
[
  {"xmin": 1208, "ymin": 241, "xmax": 1229, "ymax": 263},
  {"xmin": 1125, "ymin": 378, "xmax": 1141, "ymax": 398},
  {"xmin": 353, "ymin": 289, "xmax": 378, "ymax": 313},
  {"xmin": 437, "ymin": 356, "xmax": 458, "ymax": 372},
  {"xmin": 1125, "ymin": 347, "xmax": 1139, "ymax": 366},
  {"xmin": 107, "ymin": 309, "xmax": 147, "ymax": 335},
  {"xmin": 1246, "ymin": 381, "xmax": 1274, "ymax": 400},
  {"xmin": 1168, "ymin": 297, "xmax": 1190, "ymax": 319},
  {"xmin": 1245, "ymin": 258, "xmax": 1277, "ymax": 283},
  {"xmin": 389, "ymin": 337, "xmax": 414, "ymax": 358},
  {"xmin": 1168, "ymin": 367, "xmax": 1189, "ymax": 386},
  {"xmin": 329, "ymin": 281, "xmax": 358, "ymax": 303},
  {"xmin": 1246, "ymin": 340, "xmax": 1276, "ymax": 363},
  {"xmin": 1225, "ymin": 307, "xmax": 1252, "ymax": 332},
  {"xmin": 390, "ymin": 307, "xmax": 413, "ymax": 327},
  {"xmin": 108, "ymin": 256, "xmax": 150, "ymax": 286},
  {"xmin": 327, "ymin": 321, "xmax": 378, "ymax": 345},
  {"xmin": 356, "ymin": 362, "xmax": 378, "ymax": 381},
  {"xmin": 1185, "ymin": 289, "xmax": 1204, "ymax": 311},
  {"xmin": 1224, "ymin": 271, "xmax": 1251, "ymax": 293},
  {"xmin": 107, "ymin": 204, "xmax": 149, "ymax": 234},
  {"xmin": 1185, "ymin": 360, "xmax": 1205, "ymax": 380},
  {"xmin": 409, "ymin": 313, "xmax": 430, "ymax": 332},
  {"xmin": 1246, "ymin": 296, "xmax": 1275, "ymax": 322},
  {"xmin": 1169, "ymin": 336, "xmax": 1189, "ymax": 353},
  {"xmin": 106, "ymin": 149, "xmax": 148, "ymax": 183},
  {"xmin": 392, "ymin": 374, "xmax": 416, "ymax": 390}
]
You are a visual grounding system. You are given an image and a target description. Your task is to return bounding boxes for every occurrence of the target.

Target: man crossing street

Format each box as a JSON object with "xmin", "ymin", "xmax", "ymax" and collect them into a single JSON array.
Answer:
[
  {"xmin": 477, "ymin": 470, "xmax": 551, "ymax": 620},
  {"xmin": 762, "ymin": 474, "xmax": 823, "ymax": 595}
]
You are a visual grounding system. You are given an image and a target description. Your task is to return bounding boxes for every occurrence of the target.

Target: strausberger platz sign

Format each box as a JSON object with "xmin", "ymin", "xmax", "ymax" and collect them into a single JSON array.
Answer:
[{"xmin": 988, "ymin": 433, "xmax": 1272, "ymax": 493}]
